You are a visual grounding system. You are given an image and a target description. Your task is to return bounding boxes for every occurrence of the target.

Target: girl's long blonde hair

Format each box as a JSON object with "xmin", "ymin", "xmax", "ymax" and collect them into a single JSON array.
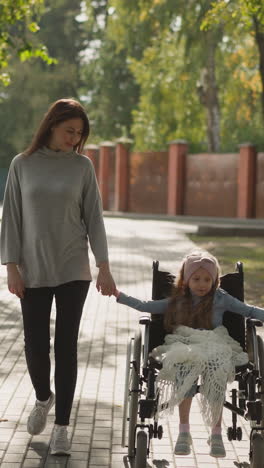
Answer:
[{"xmin": 164, "ymin": 251, "xmax": 220, "ymax": 333}]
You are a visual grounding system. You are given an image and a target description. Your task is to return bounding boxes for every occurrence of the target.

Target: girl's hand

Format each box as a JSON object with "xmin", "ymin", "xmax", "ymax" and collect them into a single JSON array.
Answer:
[
  {"xmin": 7, "ymin": 264, "xmax": 25, "ymax": 299},
  {"xmin": 96, "ymin": 263, "xmax": 116, "ymax": 296},
  {"xmin": 114, "ymin": 289, "xmax": 120, "ymax": 298}
]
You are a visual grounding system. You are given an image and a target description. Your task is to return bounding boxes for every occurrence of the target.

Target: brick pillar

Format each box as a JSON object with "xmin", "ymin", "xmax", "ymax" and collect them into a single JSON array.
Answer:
[
  {"xmin": 99, "ymin": 141, "xmax": 115, "ymax": 210},
  {"xmin": 167, "ymin": 140, "xmax": 188, "ymax": 215},
  {"xmin": 237, "ymin": 143, "xmax": 257, "ymax": 218},
  {"xmin": 114, "ymin": 138, "xmax": 132, "ymax": 212},
  {"xmin": 83, "ymin": 144, "xmax": 99, "ymax": 178}
]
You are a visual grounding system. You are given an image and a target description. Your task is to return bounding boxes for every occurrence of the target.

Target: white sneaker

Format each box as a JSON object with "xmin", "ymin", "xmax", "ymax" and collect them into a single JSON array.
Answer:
[
  {"xmin": 27, "ymin": 392, "xmax": 55, "ymax": 435},
  {"xmin": 50, "ymin": 425, "xmax": 71, "ymax": 456}
]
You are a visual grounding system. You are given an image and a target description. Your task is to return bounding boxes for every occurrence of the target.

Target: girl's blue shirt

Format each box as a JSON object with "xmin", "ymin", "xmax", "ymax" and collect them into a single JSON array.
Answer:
[{"xmin": 117, "ymin": 288, "xmax": 264, "ymax": 328}]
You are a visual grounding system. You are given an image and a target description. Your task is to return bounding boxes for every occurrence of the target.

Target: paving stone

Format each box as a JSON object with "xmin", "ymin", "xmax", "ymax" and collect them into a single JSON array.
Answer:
[
  {"xmin": 22, "ymin": 462, "xmax": 44, "ymax": 468},
  {"xmin": 44, "ymin": 456, "xmax": 67, "ymax": 466},
  {"xmin": 73, "ymin": 428, "xmax": 92, "ymax": 437},
  {"xmin": 89, "ymin": 458, "xmax": 109, "ymax": 466},
  {"xmin": 67, "ymin": 463, "xmax": 87, "ymax": 468},
  {"xmin": 71, "ymin": 436, "xmax": 90, "ymax": 444},
  {"xmin": 71, "ymin": 443, "xmax": 90, "ymax": 452},
  {"xmin": 91, "ymin": 439, "xmax": 111, "ymax": 449},
  {"xmin": 0, "ymin": 216, "xmax": 260, "ymax": 468},
  {"xmin": 70, "ymin": 452, "xmax": 89, "ymax": 461},
  {"xmin": 2, "ymin": 454, "xmax": 24, "ymax": 463},
  {"xmin": 24, "ymin": 451, "xmax": 45, "ymax": 460},
  {"xmin": 1, "ymin": 464, "xmax": 24, "ymax": 468}
]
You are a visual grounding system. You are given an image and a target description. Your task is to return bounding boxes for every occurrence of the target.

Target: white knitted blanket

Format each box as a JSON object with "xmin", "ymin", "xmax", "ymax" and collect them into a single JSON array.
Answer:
[{"xmin": 151, "ymin": 325, "xmax": 248, "ymax": 427}]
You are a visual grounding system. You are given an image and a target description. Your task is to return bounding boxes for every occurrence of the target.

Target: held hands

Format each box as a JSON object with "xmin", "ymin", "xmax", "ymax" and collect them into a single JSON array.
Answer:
[
  {"xmin": 7, "ymin": 264, "xmax": 25, "ymax": 299},
  {"xmin": 96, "ymin": 262, "xmax": 116, "ymax": 296},
  {"xmin": 113, "ymin": 289, "xmax": 120, "ymax": 298}
]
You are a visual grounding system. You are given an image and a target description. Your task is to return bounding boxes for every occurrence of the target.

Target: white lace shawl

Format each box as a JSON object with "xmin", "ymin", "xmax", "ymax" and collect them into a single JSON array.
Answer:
[{"xmin": 151, "ymin": 325, "xmax": 248, "ymax": 427}]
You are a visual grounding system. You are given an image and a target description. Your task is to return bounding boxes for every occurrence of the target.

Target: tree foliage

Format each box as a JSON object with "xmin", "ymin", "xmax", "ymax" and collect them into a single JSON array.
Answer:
[
  {"xmin": 107, "ymin": 0, "xmax": 264, "ymax": 151},
  {"xmin": 0, "ymin": 0, "xmax": 86, "ymax": 166},
  {"xmin": 108, "ymin": 0, "xmax": 224, "ymax": 151},
  {"xmin": 202, "ymin": 0, "xmax": 264, "ymax": 120},
  {"xmin": 202, "ymin": 0, "xmax": 264, "ymax": 30},
  {"xmin": 0, "ymin": 0, "xmax": 264, "ymax": 166},
  {"xmin": 0, "ymin": 0, "xmax": 55, "ymax": 85},
  {"xmin": 79, "ymin": 0, "xmax": 139, "ymax": 142}
]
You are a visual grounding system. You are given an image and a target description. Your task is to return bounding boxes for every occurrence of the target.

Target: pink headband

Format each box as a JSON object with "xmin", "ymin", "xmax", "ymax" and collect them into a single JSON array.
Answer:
[{"xmin": 183, "ymin": 255, "xmax": 218, "ymax": 283}]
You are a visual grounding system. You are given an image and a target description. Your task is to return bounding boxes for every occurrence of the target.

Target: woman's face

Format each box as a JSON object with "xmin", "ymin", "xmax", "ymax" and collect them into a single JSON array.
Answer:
[
  {"xmin": 49, "ymin": 118, "xmax": 84, "ymax": 152},
  {"xmin": 188, "ymin": 267, "xmax": 213, "ymax": 297}
]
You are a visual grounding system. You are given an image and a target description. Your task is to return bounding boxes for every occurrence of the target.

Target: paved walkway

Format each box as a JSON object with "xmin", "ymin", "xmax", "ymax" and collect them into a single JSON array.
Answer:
[{"xmin": 0, "ymin": 216, "xmax": 257, "ymax": 468}]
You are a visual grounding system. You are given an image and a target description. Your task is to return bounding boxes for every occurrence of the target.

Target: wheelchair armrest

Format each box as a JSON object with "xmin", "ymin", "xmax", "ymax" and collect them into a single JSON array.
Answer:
[
  {"xmin": 247, "ymin": 318, "xmax": 263, "ymax": 328},
  {"xmin": 139, "ymin": 316, "xmax": 151, "ymax": 325}
]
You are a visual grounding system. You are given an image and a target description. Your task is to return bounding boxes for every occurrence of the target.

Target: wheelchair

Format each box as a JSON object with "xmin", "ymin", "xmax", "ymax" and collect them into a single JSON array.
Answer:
[{"xmin": 121, "ymin": 260, "xmax": 264, "ymax": 468}]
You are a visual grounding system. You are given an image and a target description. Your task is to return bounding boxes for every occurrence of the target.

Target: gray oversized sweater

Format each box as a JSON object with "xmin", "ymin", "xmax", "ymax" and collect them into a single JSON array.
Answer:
[{"xmin": 0, "ymin": 146, "xmax": 108, "ymax": 287}]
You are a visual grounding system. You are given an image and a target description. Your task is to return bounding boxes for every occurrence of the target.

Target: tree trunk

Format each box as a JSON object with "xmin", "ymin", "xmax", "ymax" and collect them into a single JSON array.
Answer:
[
  {"xmin": 253, "ymin": 17, "xmax": 264, "ymax": 122},
  {"xmin": 196, "ymin": 31, "xmax": 221, "ymax": 152}
]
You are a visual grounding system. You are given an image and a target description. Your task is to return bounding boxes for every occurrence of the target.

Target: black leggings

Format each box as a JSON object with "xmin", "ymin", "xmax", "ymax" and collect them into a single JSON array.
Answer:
[{"xmin": 20, "ymin": 280, "xmax": 90, "ymax": 425}]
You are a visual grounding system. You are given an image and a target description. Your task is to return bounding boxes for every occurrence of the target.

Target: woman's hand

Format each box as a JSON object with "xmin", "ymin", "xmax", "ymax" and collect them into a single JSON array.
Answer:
[
  {"xmin": 96, "ymin": 262, "xmax": 116, "ymax": 296},
  {"xmin": 7, "ymin": 264, "xmax": 25, "ymax": 299}
]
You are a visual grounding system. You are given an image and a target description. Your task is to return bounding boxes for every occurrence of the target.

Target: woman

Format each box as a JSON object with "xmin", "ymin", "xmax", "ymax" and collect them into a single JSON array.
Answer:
[{"xmin": 0, "ymin": 98, "xmax": 115, "ymax": 455}]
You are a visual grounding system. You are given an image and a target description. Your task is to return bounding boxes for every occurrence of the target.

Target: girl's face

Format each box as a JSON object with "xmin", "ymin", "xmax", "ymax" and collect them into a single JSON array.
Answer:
[
  {"xmin": 48, "ymin": 118, "xmax": 84, "ymax": 152},
  {"xmin": 188, "ymin": 267, "xmax": 213, "ymax": 297}
]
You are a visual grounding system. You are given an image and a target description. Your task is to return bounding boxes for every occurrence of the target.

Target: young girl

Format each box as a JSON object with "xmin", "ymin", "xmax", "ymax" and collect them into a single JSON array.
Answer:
[{"xmin": 114, "ymin": 251, "xmax": 264, "ymax": 458}]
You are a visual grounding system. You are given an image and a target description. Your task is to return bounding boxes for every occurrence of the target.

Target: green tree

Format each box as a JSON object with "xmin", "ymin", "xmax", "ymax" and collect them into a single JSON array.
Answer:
[
  {"xmin": 203, "ymin": 0, "xmax": 264, "ymax": 121},
  {"xmin": 0, "ymin": 0, "xmax": 54, "ymax": 85},
  {"xmin": 213, "ymin": 28, "xmax": 262, "ymax": 150},
  {"xmin": 79, "ymin": 0, "xmax": 139, "ymax": 142},
  {"xmin": 109, "ymin": 0, "xmax": 224, "ymax": 151},
  {"xmin": 127, "ymin": 31, "xmax": 205, "ymax": 151},
  {"xmin": 0, "ymin": 0, "xmax": 87, "ymax": 166}
]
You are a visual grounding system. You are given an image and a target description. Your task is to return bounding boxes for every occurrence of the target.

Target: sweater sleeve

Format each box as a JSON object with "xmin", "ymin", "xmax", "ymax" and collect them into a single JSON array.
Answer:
[
  {"xmin": 1, "ymin": 158, "xmax": 22, "ymax": 265},
  {"xmin": 221, "ymin": 289, "xmax": 264, "ymax": 322},
  {"xmin": 117, "ymin": 292, "xmax": 169, "ymax": 314},
  {"xmin": 81, "ymin": 162, "xmax": 109, "ymax": 266}
]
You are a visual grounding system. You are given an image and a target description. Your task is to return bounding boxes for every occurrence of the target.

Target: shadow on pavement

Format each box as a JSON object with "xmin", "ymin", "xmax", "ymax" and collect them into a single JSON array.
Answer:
[
  {"xmin": 152, "ymin": 460, "xmax": 170, "ymax": 467},
  {"xmin": 123, "ymin": 455, "xmax": 163, "ymax": 467}
]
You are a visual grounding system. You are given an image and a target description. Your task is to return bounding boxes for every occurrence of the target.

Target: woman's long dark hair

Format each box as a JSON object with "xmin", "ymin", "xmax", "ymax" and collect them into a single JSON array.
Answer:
[
  {"xmin": 164, "ymin": 253, "xmax": 220, "ymax": 333},
  {"xmin": 24, "ymin": 98, "xmax": 90, "ymax": 155}
]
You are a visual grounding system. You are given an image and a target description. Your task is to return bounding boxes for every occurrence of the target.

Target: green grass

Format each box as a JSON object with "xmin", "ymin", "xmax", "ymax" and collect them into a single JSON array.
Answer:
[{"xmin": 188, "ymin": 235, "xmax": 264, "ymax": 307}]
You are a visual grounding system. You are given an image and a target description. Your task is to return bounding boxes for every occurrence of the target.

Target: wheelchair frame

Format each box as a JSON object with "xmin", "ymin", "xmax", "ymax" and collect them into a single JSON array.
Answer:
[{"xmin": 121, "ymin": 261, "xmax": 264, "ymax": 468}]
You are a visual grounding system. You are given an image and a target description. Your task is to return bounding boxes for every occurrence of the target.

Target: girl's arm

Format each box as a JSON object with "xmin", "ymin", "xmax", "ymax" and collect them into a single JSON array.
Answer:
[
  {"xmin": 220, "ymin": 289, "xmax": 264, "ymax": 321},
  {"xmin": 116, "ymin": 291, "xmax": 169, "ymax": 315}
]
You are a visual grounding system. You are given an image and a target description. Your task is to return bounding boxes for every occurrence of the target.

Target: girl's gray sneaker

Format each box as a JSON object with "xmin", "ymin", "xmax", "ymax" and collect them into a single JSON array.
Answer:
[
  {"xmin": 208, "ymin": 434, "xmax": 226, "ymax": 458},
  {"xmin": 27, "ymin": 392, "xmax": 55, "ymax": 435},
  {"xmin": 174, "ymin": 432, "xmax": 192, "ymax": 455},
  {"xmin": 50, "ymin": 425, "xmax": 71, "ymax": 456}
]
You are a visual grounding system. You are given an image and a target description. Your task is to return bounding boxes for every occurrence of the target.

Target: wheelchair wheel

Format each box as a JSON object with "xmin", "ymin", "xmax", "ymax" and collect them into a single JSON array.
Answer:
[
  {"xmin": 257, "ymin": 335, "xmax": 264, "ymax": 425},
  {"xmin": 122, "ymin": 337, "xmax": 133, "ymax": 448},
  {"xmin": 135, "ymin": 430, "xmax": 148, "ymax": 468},
  {"xmin": 251, "ymin": 432, "xmax": 264, "ymax": 468},
  {"xmin": 121, "ymin": 330, "xmax": 142, "ymax": 457}
]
